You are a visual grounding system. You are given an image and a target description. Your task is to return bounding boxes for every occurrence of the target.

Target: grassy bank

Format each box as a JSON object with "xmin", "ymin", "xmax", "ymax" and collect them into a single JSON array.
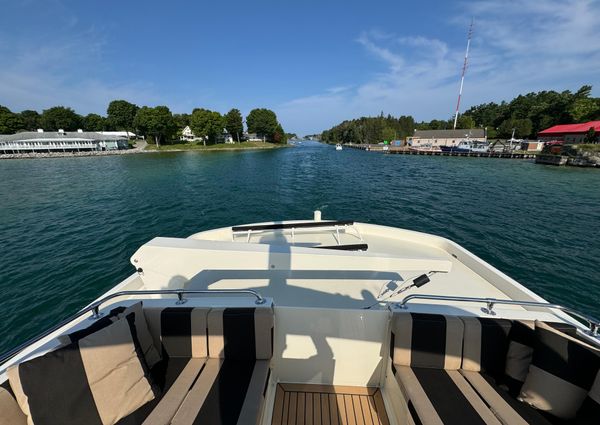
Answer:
[{"xmin": 144, "ymin": 141, "xmax": 286, "ymax": 152}]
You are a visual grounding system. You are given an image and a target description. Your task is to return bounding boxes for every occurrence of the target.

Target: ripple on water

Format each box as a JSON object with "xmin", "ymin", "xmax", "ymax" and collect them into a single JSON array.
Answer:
[{"xmin": 0, "ymin": 144, "xmax": 599, "ymax": 352}]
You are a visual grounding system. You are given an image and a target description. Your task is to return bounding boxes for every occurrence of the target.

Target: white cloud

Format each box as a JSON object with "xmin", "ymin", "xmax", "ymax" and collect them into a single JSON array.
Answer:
[{"xmin": 279, "ymin": 0, "xmax": 600, "ymax": 134}]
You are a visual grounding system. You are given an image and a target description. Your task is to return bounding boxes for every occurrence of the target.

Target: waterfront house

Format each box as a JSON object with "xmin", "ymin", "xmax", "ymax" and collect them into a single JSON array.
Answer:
[
  {"xmin": 538, "ymin": 121, "xmax": 600, "ymax": 143},
  {"xmin": 0, "ymin": 129, "xmax": 128, "ymax": 154},
  {"xmin": 406, "ymin": 128, "xmax": 486, "ymax": 148},
  {"xmin": 180, "ymin": 126, "xmax": 200, "ymax": 142}
]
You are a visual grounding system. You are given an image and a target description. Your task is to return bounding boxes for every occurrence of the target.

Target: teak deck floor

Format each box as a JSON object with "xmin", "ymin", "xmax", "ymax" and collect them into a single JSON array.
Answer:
[{"xmin": 271, "ymin": 383, "xmax": 390, "ymax": 425}]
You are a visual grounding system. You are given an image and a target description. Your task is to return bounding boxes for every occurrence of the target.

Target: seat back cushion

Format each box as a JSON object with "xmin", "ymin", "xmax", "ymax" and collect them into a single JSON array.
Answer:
[
  {"xmin": 8, "ymin": 313, "xmax": 158, "ymax": 425},
  {"xmin": 61, "ymin": 301, "xmax": 161, "ymax": 369},
  {"xmin": 461, "ymin": 316, "xmax": 512, "ymax": 376},
  {"xmin": 576, "ymin": 369, "xmax": 600, "ymax": 425},
  {"xmin": 0, "ymin": 382, "xmax": 26, "ymax": 425},
  {"xmin": 143, "ymin": 307, "xmax": 209, "ymax": 359},
  {"xmin": 207, "ymin": 307, "xmax": 274, "ymax": 360},
  {"xmin": 391, "ymin": 312, "xmax": 464, "ymax": 369},
  {"xmin": 518, "ymin": 321, "xmax": 600, "ymax": 420}
]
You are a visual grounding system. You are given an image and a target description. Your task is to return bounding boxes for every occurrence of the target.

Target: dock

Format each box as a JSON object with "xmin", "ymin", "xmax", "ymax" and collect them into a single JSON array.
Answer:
[{"xmin": 346, "ymin": 144, "xmax": 537, "ymax": 159}]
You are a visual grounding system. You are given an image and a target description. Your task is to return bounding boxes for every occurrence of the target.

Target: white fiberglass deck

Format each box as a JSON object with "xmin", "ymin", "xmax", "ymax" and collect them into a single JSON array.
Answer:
[{"xmin": 126, "ymin": 220, "xmax": 547, "ymax": 314}]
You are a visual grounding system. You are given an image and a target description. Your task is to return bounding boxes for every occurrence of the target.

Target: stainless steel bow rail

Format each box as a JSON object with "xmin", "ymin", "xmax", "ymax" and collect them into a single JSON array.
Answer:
[
  {"xmin": 0, "ymin": 289, "xmax": 266, "ymax": 365},
  {"xmin": 396, "ymin": 294, "xmax": 600, "ymax": 337}
]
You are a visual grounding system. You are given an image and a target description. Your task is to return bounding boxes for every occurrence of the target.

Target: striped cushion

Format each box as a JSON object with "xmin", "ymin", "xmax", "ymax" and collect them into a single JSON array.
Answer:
[
  {"xmin": 143, "ymin": 307, "xmax": 210, "ymax": 359},
  {"xmin": 460, "ymin": 371, "xmax": 553, "ymax": 425},
  {"xmin": 207, "ymin": 307, "xmax": 274, "ymax": 360},
  {"xmin": 61, "ymin": 302, "xmax": 161, "ymax": 369},
  {"xmin": 391, "ymin": 312, "xmax": 464, "ymax": 369},
  {"xmin": 518, "ymin": 321, "xmax": 600, "ymax": 419},
  {"xmin": 7, "ymin": 313, "xmax": 157, "ymax": 425},
  {"xmin": 576, "ymin": 369, "xmax": 600, "ymax": 424},
  {"xmin": 394, "ymin": 365, "xmax": 502, "ymax": 425},
  {"xmin": 171, "ymin": 359, "xmax": 270, "ymax": 425},
  {"xmin": 141, "ymin": 358, "xmax": 207, "ymax": 425},
  {"xmin": 461, "ymin": 317, "xmax": 512, "ymax": 376}
]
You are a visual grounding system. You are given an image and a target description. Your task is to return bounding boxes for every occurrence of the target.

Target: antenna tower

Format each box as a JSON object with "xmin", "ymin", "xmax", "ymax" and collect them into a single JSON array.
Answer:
[{"xmin": 453, "ymin": 19, "xmax": 473, "ymax": 130}]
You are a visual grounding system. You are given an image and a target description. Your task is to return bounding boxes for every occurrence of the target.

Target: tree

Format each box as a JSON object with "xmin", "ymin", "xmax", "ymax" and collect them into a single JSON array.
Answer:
[
  {"xmin": 456, "ymin": 115, "xmax": 476, "ymax": 129},
  {"xmin": 173, "ymin": 113, "xmax": 191, "ymax": 129},
  {"xmin": 584, "ymin": 128, "xmax": 598, "ymax": 144},
  {"xmin": 273, "ymin": 123, "xmax": 287, "ymax": 144},
  {"xmin": 246, "ymin": 108, "xmax": 281, "ymax": 142},
  {"xmin": 19, "ymin": 110, "xmax": 40, "ymax": 131},
  {"xmin": 381, "ymin": 127, "xmax": 396, "ymax": 142},
  {"xmin": 224, "ymin": 109, "xmax": 243, "ymax": 142},
  {"xmin": 190, "ymin": 108, "xmax": 225, "ymax": 145},
  {"xmin": 133, "ymin": 106, "xmax": 176, "ymax": 147},
  {"xmin": 0, "ymin": 106, "xmax": 24, "ymax": 134},
  {"xmin": 40, "ymin": 106, "xmax": 81, "ymax": 131},
  {"xmin": 83, "ymin": 113, "xmax": 106, "ymax": 131},
  {"xmin": 497, "ymin": 118, "xmax": 532, "ymax": 138},
  {"xmin": 107, "ymin": 100, "xmax": 139, "ymax": 132}
]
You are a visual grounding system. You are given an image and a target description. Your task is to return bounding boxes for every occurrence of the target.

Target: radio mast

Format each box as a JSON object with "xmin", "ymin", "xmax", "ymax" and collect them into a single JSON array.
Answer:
[{"xmin": 453, "ymin": 19, "xmax": 473, "ymax": 130}]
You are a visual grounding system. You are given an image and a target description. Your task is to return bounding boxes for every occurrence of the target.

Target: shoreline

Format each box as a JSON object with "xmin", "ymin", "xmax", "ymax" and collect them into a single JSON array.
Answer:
[{"xmin": 0, "ymin": 143, "xmax": 287, "ymax": 160}]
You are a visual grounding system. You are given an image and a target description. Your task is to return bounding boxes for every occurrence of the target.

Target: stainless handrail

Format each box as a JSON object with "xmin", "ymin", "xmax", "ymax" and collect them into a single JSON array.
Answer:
[
  {"xmin": 396, "ymin": 294, "xmax": 600, "ymax": 337},
  {"xmin": 0, "ymin": 289, "xmax": 266, "ymax": 365}
]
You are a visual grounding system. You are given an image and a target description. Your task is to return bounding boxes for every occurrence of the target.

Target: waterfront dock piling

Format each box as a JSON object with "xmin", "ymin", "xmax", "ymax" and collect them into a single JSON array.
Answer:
[{"xmin": 346, "ymin": 144, "xmax": 537, "ymax": 159}]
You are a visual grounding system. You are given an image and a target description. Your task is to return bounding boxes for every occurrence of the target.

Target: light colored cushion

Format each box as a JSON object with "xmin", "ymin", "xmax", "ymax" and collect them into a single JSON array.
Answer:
[
  {"xmin": 0, "ymin": 386, "xmax": 27, "ymax": 425},
  {"xmin": 8, "ymin": 313, "xmax": 157, "ymax": 425},
  {"xmin": 518, "ymin": 321, "xmax": 600, "ymax": 419},
  {"xmin": 59, "ymin": 301, "xmax": 161, "ymax": 368}
]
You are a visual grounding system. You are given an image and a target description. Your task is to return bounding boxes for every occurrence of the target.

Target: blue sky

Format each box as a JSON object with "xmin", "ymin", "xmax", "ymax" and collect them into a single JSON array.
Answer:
[{"xmin": 1, "ymin": 0, "xmax": 599, "ymax": 134}]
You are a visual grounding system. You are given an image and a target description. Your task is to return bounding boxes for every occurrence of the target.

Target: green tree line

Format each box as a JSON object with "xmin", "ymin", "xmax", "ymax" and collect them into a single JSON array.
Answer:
[
  {"xmin": 0, "ymin": 101, "xmax": 287, "ymax": 147},
  {"xmin": 321, "ymin": 85, "xmax": 600, "ymax": 144}
]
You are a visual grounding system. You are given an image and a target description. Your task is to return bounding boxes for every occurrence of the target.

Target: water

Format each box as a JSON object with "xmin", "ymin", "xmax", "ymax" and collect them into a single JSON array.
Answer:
[{"xmin": 1, "ymin": 142, "xmax": 599, "ymax": 353}]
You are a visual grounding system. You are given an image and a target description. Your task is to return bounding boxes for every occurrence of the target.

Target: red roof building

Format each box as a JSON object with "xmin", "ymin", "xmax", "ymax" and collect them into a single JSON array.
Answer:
[{"xmin": 538, "ymin": 121, "xmax": 600, "ymax": 143}]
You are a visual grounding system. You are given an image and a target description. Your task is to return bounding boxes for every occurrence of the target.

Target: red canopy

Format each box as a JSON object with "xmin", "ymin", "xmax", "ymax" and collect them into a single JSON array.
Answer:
[{"xmin": 538, "ymin": 121, "xmax": 600, "ymax": 136}]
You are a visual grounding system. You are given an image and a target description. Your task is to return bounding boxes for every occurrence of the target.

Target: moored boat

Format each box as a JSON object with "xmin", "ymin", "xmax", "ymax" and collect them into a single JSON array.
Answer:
[
  {"xmin": 1, "ymin": 212, "xmax": 598, "ymax": 425},
  {"xmin": 335, "ymin": 143, "xmax": 343, "ymax": 150},
  {"xmin": 441, "ymin": 139, "xmax": 490, "ymax": 153}
]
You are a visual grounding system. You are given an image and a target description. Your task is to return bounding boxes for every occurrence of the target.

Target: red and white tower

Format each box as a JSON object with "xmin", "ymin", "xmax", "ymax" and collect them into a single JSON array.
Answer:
[{"xmin": 453, "ymin": 20, "xmax": 473, "ymax": 130}]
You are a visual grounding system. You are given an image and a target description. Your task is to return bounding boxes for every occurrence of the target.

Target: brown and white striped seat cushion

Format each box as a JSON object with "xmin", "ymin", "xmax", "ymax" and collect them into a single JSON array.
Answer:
[
  {"xmin": 518, "ymin": 321, "xmax": 600, "ymax": 420},
  {"xmin": 170, "ymin": 359, "xmax": 270, "ymax": 425},
  {"xmin": 168, "ymin": 307, "xmax": 274, "ymax": 424},
  {"xmin": 207, "ymin": 307, "xmax": 274, "ymax": 360},
  {"xmin": 394, "ymin": 365, "xmax": 503, "ymax": 425},
  {"xmin": 460, "ymin": 371, "xmax": 554, "ymax": 425},
  {"xmin": 8, "ymin": 313, "xmax": 158, "ymax": 425},
  {"xmin": 61, "ymin": 302, "xmax": 162, "ymax": 369},
  {"xmin": 391, "ymin": 312, "xmax": 464, "ymax": 369},
  {"xmin": 143, "ymin": 307, "xmax": 210, "ymax": 360}
]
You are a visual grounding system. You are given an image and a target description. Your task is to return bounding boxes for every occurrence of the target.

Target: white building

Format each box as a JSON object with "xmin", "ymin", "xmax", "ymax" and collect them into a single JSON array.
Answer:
[
  {"xmin": 407, "ymin": 129, "xmax": 486, "ymax": 148},
  {"xmin": 99, "ymin": 131, "xmax": 137, "ymax": 139},
  {"xmin": 180, "ymin": 126, "xmax": 200, "ymax": 142},
  {"xmin": 0, "ymin": 129, "xmax": 128, "ymax": 154}
]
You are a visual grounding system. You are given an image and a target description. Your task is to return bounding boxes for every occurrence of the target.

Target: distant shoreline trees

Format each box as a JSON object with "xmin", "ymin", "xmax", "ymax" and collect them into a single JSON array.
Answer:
[
  {"xmin": 0, "ymin": 100, "xmax": 287, "ymax": 146},
  {"xmin": 321, "ymin": 85, "xmax": 600, "ymax": 145}
]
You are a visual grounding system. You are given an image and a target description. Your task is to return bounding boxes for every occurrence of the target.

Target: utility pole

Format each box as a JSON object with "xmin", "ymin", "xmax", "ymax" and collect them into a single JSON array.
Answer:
[{"xmin": 453, "ymin": 19, "xmax": 473, "ymax": 130}]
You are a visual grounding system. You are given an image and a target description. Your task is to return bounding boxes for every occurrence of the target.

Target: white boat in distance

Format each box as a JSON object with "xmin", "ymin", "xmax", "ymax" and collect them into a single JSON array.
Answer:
[
  {"xmin": 335, "ymin": 143, "xmax": 343, "ymax": 150},
  {"xmin": 0, "ymin": 212, "xmax": 598, "ymax": 425}
]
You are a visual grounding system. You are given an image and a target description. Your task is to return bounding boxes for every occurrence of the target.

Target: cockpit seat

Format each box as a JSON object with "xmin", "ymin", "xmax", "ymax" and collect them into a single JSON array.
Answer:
[{"xmin": 390, "ymin": 312, "xmax": 598, "ymax": 425}]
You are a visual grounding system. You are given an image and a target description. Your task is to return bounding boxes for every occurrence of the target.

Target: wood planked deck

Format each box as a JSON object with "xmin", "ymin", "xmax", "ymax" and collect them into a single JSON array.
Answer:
[{"xmin": 272, "ymin": 384, "xmax": 390, "ymax": 425}]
